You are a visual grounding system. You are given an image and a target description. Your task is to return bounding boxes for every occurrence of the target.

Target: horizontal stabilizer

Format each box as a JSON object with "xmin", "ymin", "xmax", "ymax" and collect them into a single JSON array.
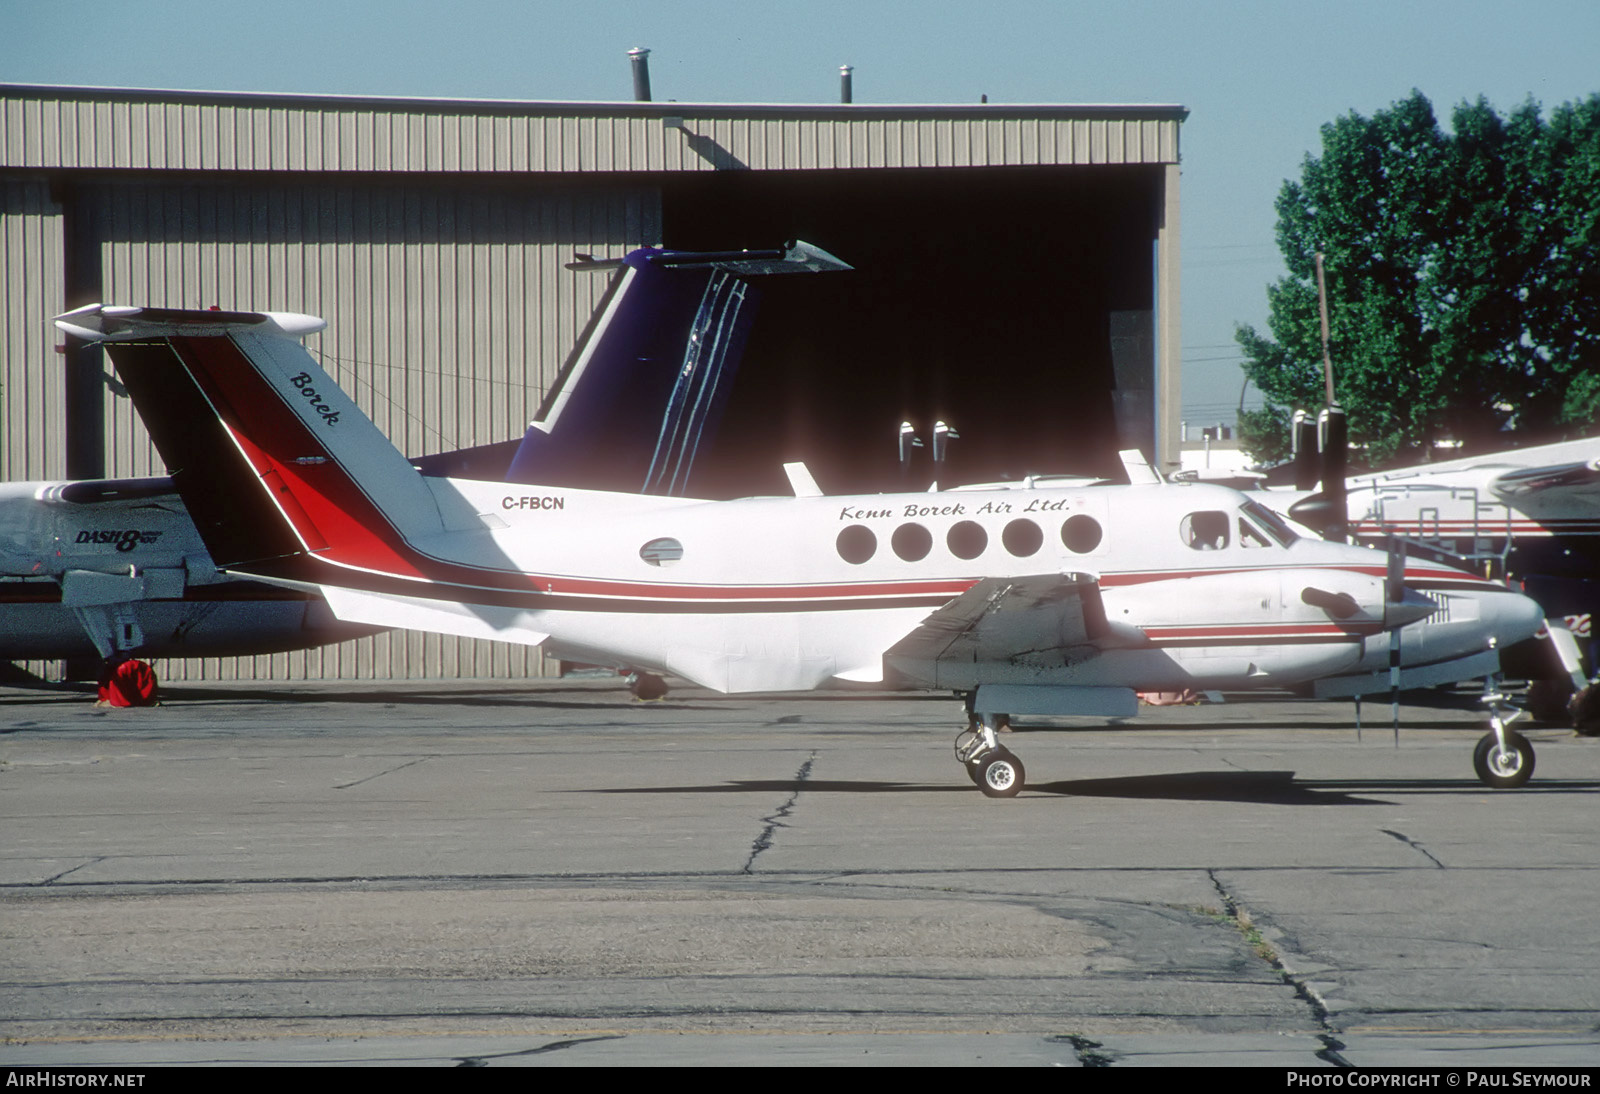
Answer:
[
  {"xmin": 39, "ymin": 477, "xmax": 177, "ymax": 505},
  {"xmin": 55, "ymin": 304, "xmax": 325, "ymax": 341},
  {"xmin": 319, "ymin": 586, "xmax": 550, "ymax": 647},
  {"xmin": 1490, "ymin": 458, "xmax": 1600, "ymax": 503}
]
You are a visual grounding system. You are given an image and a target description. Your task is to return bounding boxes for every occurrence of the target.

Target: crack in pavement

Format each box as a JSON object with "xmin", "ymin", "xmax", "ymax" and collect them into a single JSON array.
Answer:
[
  {"xmin": 334, "ymin": 756, "xmax": 434, "ymax": 790},
  {"xmin": 1380, "ymin": 828, "xmax": 1446, "ymax": 869},
  {"xmin": 455, "ymin": 1034, "xmax": 625, "ymax": 1066},
  {"xmin": 37, "ymin": 856, "xmax": 106, "ymax": 886},
  {"xmin": 742, "ymin": 753, "xmax": 815, "ymax": 874},
  {"xmin": 1208, "ymin": 869, "xmax": 1352, "ymax": 1067},
  {"xmin": 1050, "ymin": 1032, "xmax": 1118, "ymax": 1067}
]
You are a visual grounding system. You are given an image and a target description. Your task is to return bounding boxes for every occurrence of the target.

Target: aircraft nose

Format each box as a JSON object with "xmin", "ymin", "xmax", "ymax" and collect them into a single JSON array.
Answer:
[{"xmin": 1487, "ymin": 587, "xmax": 1547, "ymax": 648}]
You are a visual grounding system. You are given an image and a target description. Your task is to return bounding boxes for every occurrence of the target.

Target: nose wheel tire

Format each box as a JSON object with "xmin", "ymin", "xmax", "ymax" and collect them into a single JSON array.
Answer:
[
  {"xmin": 977, "ymin": 751, "xmax": 1025, "ymax": 798},
  {"xmin": 1473, "ymin": 730, "xmax": 1535, "ymax": 789}
]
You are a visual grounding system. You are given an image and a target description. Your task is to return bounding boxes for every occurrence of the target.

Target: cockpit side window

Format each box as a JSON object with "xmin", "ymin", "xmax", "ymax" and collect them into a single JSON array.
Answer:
[
  {"xmin": 1238, "ymin": 516, "xmax": 1272, "ymax": 548},
  {"xmin": 1240, "ymin": 498, "xmax": 1300, "ymax": 546},
  {"xmin": 1180, "ymin": 511, "xmax": 1229, "ymax": 551}
]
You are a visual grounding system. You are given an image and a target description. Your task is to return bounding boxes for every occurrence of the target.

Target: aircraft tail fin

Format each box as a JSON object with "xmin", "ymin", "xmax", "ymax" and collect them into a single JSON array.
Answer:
[
  {"xmin": 508, "ymin": 241, "xmax": 850, "ymax": 496},
  {"xmin": 55, "ymin": 305, "xmax": 444, "ymax": 585}
]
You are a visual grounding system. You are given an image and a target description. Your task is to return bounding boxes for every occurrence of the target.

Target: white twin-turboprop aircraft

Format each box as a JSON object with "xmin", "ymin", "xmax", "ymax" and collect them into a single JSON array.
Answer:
[
  {"xmin": 5, "ymin": 242, "xmax": 845, "ymax": 680},
  {"xmin": 55, "ymin": 304, "xmax": 1548, "ymax": 795}
]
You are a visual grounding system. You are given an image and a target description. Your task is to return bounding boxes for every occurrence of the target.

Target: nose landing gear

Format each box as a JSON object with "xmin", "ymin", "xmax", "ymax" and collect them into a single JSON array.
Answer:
[{"xmin": 1475, "ymin": 691, "xmax": 1534, "ymax": 789}]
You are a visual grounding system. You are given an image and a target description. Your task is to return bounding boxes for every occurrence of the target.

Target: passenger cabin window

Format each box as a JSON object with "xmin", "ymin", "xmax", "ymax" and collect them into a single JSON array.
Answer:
[
  {"xmin": 837, "ymin": 524, "xmax": 877, "ymax": 565},
  {"xmin": 947, "ymin": 520, "xmax": 987, "ymax": 560},
  {"xmin": 891, "ymin": 523, "xmax": 933, "ymax": 562},
  {"xmin": 1181, "ymin": 511, "xmax": 1229, "ymax": 551},
  {"xmin": 1002, "ymin": 519, "xmax": 1044, "ymax": 557},
  {"xmin": 1060, "ymin": 514, "xmax": 1102, "ymax": 554}
]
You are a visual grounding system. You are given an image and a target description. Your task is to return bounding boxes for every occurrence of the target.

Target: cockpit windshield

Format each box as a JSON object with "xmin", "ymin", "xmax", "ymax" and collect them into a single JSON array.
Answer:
[{"xmin": 1239, "ymin": 498, "xmax": 1300, "ymax": 547}]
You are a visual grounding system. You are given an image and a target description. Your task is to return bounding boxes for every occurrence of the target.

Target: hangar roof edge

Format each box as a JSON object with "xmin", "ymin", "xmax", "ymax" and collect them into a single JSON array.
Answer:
[
  {"xmin": 0, "ymin": 83, "xmax": 1188, "ymax": 121},
  {"xmin": 2, "ymin": 84, "xmax": 1185, "ymax": 173}
]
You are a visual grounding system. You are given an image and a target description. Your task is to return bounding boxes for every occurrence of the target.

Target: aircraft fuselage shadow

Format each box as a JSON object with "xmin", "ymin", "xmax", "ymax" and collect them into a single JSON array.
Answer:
[
  {"xmin": 1028, "ymin": 770, "xmax": 1388, "ymax": 805},
  {"xmin": 1007, "ymin": 719, "xmax": 1493, "ymax": 734},
  {"xmin": 1034, "ymin": 771, "xmax": 1600, "ymax": 801}
]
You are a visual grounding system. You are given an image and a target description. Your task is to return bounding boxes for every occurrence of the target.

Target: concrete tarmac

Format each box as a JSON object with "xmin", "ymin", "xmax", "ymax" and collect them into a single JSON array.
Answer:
[{"xmin": 2, "ymin": 678, "xmax": 1598, "ymax": 1067}]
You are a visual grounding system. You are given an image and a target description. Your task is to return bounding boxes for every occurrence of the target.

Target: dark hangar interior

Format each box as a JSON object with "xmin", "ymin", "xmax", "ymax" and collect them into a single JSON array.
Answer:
[{"xmin": 665, "ymin": 164, "xmax": 1165, "ymax": 497}]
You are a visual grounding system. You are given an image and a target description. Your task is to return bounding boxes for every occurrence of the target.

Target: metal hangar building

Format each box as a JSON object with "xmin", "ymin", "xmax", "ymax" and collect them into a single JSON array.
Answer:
[{"xmin": 1, "ymin": 84, "xmax": 1187, "ymax": 682}]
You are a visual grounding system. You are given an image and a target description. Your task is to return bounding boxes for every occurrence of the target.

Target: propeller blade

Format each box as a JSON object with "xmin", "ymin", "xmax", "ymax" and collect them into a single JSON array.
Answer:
[
  {"xmin": 1386, "ymin": 535, "xmax": 1408, "ymax": 742},
  {"xmin": 1317, "ymin": 405, "xmax": 1348, "ymax": 542},
  {"xmin": 1385, "ymin": 535, "xmax": 1407, "ymax": 616},
  {"xmin": 1292, "ymin": 409, "xmax": 1319, "ymax": 491}
]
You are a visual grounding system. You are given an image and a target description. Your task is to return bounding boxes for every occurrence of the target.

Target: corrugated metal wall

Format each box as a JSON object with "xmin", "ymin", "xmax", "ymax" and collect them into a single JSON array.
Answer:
[
  {"xmin": 1, "ymin": 86, "xmax": 1182, "ymax": 682},
  {"xmin": 84, "ymin": 179, "xmax": 657, "ymax": 473},
  {"xmin": 4, "ymin": 91, "xmax": 1182, "ymax": 175},
  {"xmin": 1, "ymin": 179, "xmax": 64, "ymax": 480},
  {"xmin": 5, "ymin": 176, "xmax": 660, "ymax": 681}
]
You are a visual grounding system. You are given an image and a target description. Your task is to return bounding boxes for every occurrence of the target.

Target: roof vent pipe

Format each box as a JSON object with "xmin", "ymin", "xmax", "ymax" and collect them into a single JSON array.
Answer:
[
  {"xmin": 839, "ymin": 64, "xmax": 853, "ymax": 104},
  {"xmin": 628, "ymin": 47, "xmax": 652, "ymax": 102}
]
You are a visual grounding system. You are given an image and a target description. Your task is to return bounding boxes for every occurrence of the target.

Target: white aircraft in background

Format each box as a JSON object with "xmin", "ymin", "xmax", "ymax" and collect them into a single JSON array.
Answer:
[
  {"xmin": 1251, "ymin": 415, "xmax": 1600, "ymax": 718},
  {"xmin": 56, "ymin": 304, "xmax": 1548, "ymax": 795},
  {"xmin": 3, "ymin": 242, "xmax": 847, "ymax": 685}
]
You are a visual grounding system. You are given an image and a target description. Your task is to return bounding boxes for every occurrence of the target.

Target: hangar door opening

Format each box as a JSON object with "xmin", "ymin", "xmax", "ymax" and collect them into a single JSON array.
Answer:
[{"xmin": 662, "ymin": 165, "xmax": 1162, "ymax": 499}]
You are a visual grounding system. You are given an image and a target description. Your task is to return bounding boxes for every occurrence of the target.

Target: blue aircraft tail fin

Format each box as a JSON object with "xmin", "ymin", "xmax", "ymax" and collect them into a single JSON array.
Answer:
[{"xmin": 506, "ymin": 241, "xmax": 850, "ymax": 496}]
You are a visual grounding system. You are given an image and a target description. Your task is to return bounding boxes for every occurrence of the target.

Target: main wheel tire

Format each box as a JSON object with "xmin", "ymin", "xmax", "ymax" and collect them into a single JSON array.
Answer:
[
  {"xmin": 966, "ymin": 746, "xmax": 1014, "ymax": 785},
  {"xmin": 977, "ymin": 751, "xmax": 1024, "ymax": 798},
  {"xmin": 1473, "ymin": 731, "xmax": 1535, "ymax": 789},
  {"xmin": 628, "ymin": 673, "xmax": 669, "ymax": 701}
]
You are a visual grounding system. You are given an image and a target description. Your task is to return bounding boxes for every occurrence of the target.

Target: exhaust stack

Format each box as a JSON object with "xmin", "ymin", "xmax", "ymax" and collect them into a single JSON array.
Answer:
[{"xmin": 628, "ymin": 47, "xmax": 652, "ymax": 102}]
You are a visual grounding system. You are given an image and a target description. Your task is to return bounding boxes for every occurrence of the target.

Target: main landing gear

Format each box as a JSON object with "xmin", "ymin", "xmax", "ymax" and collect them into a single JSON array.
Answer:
[
  {"xmin": 955, "ymin": 710, "xmax": 1023, "ymax": 798},
  {"xmin": 1474, "ymin": 690, "xmax": 1535, "ymax": 789},
  {"xmin": 623, "ymin": 670, "xmax": 669, "ymax": 701}
]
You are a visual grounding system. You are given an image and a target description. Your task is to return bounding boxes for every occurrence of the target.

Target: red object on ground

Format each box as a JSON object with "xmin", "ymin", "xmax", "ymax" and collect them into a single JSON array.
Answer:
[{"xmin": 97, "ymin": 659, "xmax": 159, "ymax": 707}]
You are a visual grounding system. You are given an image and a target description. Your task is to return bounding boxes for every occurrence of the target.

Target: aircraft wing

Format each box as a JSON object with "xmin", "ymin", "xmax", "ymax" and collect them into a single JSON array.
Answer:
[
  {"xmin": 884, "ymin": 573, "xmax": 1123, "ymax": 689},
  {"xmin": 1488, "ymin": 458, "xmax": 1600, "ymax": 506}
]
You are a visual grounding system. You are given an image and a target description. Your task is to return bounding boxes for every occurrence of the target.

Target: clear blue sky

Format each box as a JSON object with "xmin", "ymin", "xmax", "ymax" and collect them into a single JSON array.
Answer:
[{"xmin": 5, "ymin": 0, "xmax": 1596, "ymax": 427}]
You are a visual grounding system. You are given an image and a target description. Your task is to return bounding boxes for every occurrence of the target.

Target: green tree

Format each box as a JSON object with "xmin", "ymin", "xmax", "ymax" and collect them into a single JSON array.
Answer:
[{"xmin": 1237, "ymin": 90, "xmax": 1600, "ymax": 466}]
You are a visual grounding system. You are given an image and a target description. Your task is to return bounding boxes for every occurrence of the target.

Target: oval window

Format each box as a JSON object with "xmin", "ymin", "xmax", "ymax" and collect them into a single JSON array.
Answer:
[
  {"xmin": 947, "ymin": 520, "xmax": 987, "ymax": 560},
  {"xmin": 836, "ymin": 524, "xmax": 877, "ymax": 565},
  {"xmin": 640, "ymin": 537, "xmax": 684, "ymax": 567},
  {"xmin": 1002, "ymin": 518, "xmax": 1043, "ymax": 557},
  {"xmin": 891, "ymin": 523, "xmax": 933, "ymax": 562},
  {"xmin": 1060, "ymin": 514, "xmax": 1103, "ymax": 554}
]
